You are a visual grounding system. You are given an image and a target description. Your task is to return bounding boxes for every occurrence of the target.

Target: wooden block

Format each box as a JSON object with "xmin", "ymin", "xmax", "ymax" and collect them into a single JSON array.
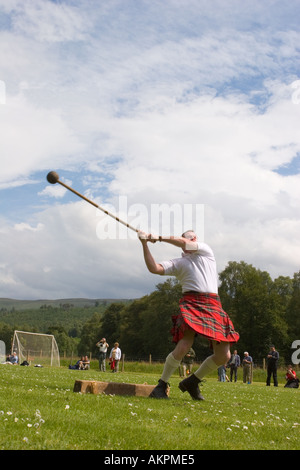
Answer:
[
  {"xmin": 73, "ymin": 380, "xmax": 95, "ymax": 394},
  {"xmin": 73, "ymin": 380, "xmax": 155, "ymax": 397}
]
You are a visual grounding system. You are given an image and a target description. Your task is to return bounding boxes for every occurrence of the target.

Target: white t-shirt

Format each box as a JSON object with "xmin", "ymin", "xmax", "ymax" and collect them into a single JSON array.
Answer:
[
  {"xmin": 109, "ymin": 347, "xmax": 121, "ymax": 361},
  {"xmin": 160, "ymin": 242, "xmax": 218, "ymax": 294},
  {"xmin": 98, "ymin": 342, "xmax": 108, "ymax": 353}
]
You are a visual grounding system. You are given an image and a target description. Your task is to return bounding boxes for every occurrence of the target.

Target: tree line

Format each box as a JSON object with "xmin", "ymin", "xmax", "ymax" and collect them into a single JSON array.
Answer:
[
  {"xmin": 1, "ymin": 261, "xmax": 299, "ymax": 366},
  {"xmin": 78, "ymin": 261, "xmax": 300, "ymax": 365}
]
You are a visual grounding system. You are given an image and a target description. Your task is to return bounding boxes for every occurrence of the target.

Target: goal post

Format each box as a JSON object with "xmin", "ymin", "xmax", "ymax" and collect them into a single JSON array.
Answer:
[{"xmin": 12, "ymin": 330, "xmax": 60, "ymax": 367}]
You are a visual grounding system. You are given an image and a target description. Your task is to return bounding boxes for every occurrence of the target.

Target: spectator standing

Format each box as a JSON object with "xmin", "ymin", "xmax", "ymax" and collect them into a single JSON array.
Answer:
[
  {"xmin": 109, "ymin": 342, "xmax": 122, "ymax": 373},
  {"xmin": 266, "ymin": 345, "xmax": 279, "ymax": 387},
  {"xmin": 218, "ymin": 364, "xmax": 226, "ymax": 382},
  {"xmin": 96, "ymin": 338, "xmax": 109, "ymax": 371},
  {"xmin": 242, "ymin": 352, "xmax": 253, "ymax": 384},
  {"xmin": 229, "ymin": 349, "xmax": 240, "ymax": 382},
  {"xmin": 180, "ymin": 348, "xmax": 196, "ymax": 377}
]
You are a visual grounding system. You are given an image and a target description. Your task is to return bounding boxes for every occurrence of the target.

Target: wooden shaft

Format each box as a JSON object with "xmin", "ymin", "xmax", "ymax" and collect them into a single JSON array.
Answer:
[{"xmin": 56, "ymin": 179, "xmax": 139, "ymax": 233}]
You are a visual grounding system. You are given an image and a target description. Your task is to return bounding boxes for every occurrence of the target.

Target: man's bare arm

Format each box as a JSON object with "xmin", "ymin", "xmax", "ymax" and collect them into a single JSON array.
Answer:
[
  {"xmin": 138, "ymin": 232, "xmax": 164, "ymax": 275},
  {"xmin": 159, "ymin": 236, "xmax": 198, "ymax": 252}
]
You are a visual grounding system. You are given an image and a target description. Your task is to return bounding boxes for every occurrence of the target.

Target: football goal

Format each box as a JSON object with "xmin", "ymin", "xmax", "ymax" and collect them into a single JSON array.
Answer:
[{"xmin": 12, "ymin": 330, "xmax": 60, "ymax": 367}]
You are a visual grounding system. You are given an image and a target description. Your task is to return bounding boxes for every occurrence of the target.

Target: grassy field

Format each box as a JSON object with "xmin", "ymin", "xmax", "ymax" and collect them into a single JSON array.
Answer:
[{"xmin": 0, "ymin": 362, "xmax": 299, "ymax": 451}]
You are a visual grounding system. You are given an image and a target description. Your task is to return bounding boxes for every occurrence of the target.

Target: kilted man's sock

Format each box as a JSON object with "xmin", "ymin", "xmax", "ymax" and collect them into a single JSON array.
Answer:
[
  {"xmin": 194, "ymin": 356, "xmax": 218, "ymax": 380},
  {"xmin": 161, "ymin": 353, "xmax": 181, "ymax": 383}
]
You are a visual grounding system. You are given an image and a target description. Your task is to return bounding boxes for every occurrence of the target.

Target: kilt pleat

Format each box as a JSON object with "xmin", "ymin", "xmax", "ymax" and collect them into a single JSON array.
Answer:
[{"xmin": 171, "ymin": 292, "xmax": 239, "ymax": 344}]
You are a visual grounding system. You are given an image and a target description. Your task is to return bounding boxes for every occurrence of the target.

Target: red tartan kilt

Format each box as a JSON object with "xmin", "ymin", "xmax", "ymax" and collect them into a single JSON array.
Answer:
[{"xmin": 171, "ymin": 293, "xmax": 239, "ymax": 344}]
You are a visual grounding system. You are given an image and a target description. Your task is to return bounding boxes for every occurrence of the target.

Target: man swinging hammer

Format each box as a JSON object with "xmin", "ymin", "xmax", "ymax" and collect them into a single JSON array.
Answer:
[{"xmin": 138, "ymin": 230, "xmax": 239, "ymax": 400}]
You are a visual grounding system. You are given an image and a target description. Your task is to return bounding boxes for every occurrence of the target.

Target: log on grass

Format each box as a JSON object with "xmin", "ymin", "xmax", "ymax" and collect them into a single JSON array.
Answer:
[{"xmin": 73, "ymin": 380, "xmax": 155, "ymax": 397}]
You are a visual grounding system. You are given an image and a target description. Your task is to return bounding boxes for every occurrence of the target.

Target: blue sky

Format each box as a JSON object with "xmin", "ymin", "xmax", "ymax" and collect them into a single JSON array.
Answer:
[{"xmin": 0, "ymin": 0, "xmax": 300, "ymax": 300}]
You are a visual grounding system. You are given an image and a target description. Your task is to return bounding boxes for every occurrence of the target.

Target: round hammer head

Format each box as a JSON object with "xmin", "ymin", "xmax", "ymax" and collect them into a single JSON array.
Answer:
[{"xmin": 46, "ymin": 171, "xmax": 59, "ymax": 184}]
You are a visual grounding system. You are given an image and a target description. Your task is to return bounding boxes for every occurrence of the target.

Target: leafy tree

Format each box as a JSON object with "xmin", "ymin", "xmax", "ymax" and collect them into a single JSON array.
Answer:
[
  {"xmin": 118, "ymin": 279, "xmax": 182, "ymax": 360},
  {"xmin": 139, "ymin": 279, "xmax": 182, "ymax": 359},
  {"xmin": 118, "ymin": 296, "xmax": 149, "ymax": 358},
  {"xmin": 77, "ymin": 312, "xmax": 103, "ymax": 356},
  {"xmin": 47, "ymin": 326, "xmax": 79, "ymax": 356},
  {"xmin": 1, "ymin": 264, "xmax": 296, "ymax": 366},
  {"xmin": 286, "ymin": 271, "xmax": 300, "ymax": 348},
  {"xmin": 99, "ymin": 303, "xmax": 124, "ymax": 345},
  {"xmin": 0, "ymin": 323, "xmax": 15, "ymax": 353},
  {"xmin": 219, "ymin": 261, "xmax": 289, "ymax": 363}
]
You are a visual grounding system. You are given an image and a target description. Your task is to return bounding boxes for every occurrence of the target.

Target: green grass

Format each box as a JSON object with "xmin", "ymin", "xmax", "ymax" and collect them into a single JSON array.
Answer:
[{"xmin": 0, "ymin": 363, "xmax": 299, "ymax": 450}]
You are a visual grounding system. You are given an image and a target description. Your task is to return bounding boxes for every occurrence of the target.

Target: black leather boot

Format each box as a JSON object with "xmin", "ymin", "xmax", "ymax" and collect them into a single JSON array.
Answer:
[
  {"xmin": 149, "ymin": 379, "xmax": 170, "ymax": 399},
  {"xmin": 179, "ymin": 374, "xmax": 205, "ymax": 400}
]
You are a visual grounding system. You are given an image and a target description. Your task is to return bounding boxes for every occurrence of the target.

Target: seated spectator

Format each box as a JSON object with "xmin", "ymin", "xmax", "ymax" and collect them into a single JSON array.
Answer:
[
  {"xmin": 82, "ymin": 356, "xmax": 90, "ymax": 370},
  {"xmin": 76, "ymin": 357, "xmax": 85, "ymax": 370},
  {"xmin": 284, "ymin": 365, "xmax": 299, "ymax": 388},
  {"xmin": 6, "ymin": 352, "xmax": 19, "ymax": 364},
  {"xmin": 69, "ymin": 356, "xmax": 85, "ymax": 370}
]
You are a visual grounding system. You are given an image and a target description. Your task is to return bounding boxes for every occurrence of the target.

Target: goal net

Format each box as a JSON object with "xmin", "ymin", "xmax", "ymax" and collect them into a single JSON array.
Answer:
[{"xmin": 12, "ymin": 330, "xmax": 60, "ymax": 367}]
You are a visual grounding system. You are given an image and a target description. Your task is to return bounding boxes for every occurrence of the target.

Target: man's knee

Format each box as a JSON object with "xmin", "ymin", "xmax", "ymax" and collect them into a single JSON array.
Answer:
[
  {"xmin": 173, "ymin": 335, "xmax": 194, "ymax": 360},
  {"xmin": 213, "ymin": 343, "xmax": 230, "ymax": 365}
]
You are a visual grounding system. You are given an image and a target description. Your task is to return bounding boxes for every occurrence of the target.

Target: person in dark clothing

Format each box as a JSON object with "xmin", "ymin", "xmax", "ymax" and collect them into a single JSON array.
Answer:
[
  {"xmin": 228, "ymin": 349, "xmax": 240, "ymax": 382},
  {"xmin": 266, "ymin": 345, "xmax": 279, "ymax": 387},
  {"xmin": 180, "ymin": 347, "xmax": 196, "ymax": 377}
]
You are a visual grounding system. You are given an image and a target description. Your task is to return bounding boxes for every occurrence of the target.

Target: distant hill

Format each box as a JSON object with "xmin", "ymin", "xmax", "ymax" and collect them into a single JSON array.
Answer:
[
  {"xmin": 0, "ymin": 297, "xmax": 132, "ymax": 334},
  {"xmin": 0, "ymin": 298, "xmax": 129, "ymax": 311}
]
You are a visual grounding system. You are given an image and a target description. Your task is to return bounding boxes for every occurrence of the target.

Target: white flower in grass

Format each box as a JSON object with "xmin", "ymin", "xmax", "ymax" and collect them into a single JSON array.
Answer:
[{"xmin": 65, "ymin": 405, "xmax": 70, "ymax": 410}]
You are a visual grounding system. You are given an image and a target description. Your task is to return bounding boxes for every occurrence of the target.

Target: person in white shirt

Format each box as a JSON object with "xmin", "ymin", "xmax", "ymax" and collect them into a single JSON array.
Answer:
[
  {"xmin": 109, "ymin": 342, "xmax": 122, "ymax": 373},
  {"xmin": 138, "ymin": 229, "xmax": 239, "ymax": 400}
]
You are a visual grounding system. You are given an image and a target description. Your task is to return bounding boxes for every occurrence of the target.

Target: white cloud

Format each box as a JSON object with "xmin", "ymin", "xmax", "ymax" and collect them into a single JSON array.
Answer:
[
  {"xmin": 104, "ymin": 87, "xmax": 300, "ymax": 208},
  {"xmin": 1, "ymin": 93, "xmax": 84, "ymax": 185},
  {"xmin": 0, "ymin": 0, "xmax": 299, "ymax": 299},
  {"xmin": 14, "ymin": 222, "xmax": 44, "ymax": 232},
  {"xmin": 0, "ymin": 201, "xmax": 169, "ymax": 299},
  {"xmin": 0, "ymin": 0, "xmax": 90, "ymax": 42}
]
